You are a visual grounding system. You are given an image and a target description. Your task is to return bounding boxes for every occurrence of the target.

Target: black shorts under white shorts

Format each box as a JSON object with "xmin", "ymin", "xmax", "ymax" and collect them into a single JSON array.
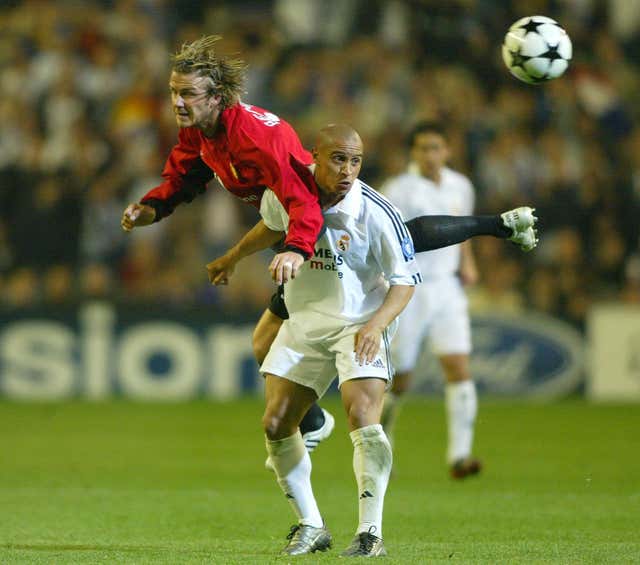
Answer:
[{"xmin": 268, "ymin": 284, "xmax": 289, "ymax": 320}]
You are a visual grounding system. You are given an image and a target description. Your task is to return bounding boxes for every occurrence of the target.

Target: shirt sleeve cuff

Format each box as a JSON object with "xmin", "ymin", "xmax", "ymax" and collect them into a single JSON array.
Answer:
[{"xmin": 279, "ymin": 244, "xmax": 310, "ymax": 260}]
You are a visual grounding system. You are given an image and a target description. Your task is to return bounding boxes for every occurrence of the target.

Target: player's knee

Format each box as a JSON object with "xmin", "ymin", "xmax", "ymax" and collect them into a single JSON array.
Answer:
[
  {"xmin": 262, "ymin": 410, "xmax": 286, "ymax": 440},
  {"xmin": 440, "ymin": 355, "xmax": 470, "ymax": 382},
  {"xmin": 346, "ymin": 399, "xmax": 376, "ymax": 429}
]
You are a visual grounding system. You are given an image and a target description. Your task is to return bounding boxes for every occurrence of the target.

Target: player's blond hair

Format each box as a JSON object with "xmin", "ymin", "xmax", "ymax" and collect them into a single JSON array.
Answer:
[{"xmin": 171, "ymin": 35, "xmax": 246, "ymax": 109}]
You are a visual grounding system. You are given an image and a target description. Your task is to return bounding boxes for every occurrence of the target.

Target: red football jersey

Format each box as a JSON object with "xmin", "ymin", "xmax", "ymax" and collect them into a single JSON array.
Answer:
[{"xmin": 140, "ymin": 102, "xmax": 322, "ymax": 257}]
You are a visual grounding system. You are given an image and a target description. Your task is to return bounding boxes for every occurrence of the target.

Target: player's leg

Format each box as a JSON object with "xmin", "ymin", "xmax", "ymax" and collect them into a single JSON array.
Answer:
[
  {"xmin": 262, "ymin": 374, "xmax": 331, "ymax": 555},
  {"xmin": 334, "ymin": 326, "xmax": 395, "ymax": 557},
  {"xmin": 261, "ymin": 320, "xmax": 335, "ymax": 555},
  {"xmin": 339, "ymin": 377, "xmax": 390, "ymax": 557},
  {"xmin": 429, "ymin": 281, "xmax": 481, "ymax": 479},
  {"xmin": 263, "ymin": 374, "xmax": 317, "ymax": 440},
  {"xmin": 381, "ymin": 291, "xmax": 429, "ymax": 445},
  {"xmin": 341, "ymin": 377, "xmax": 387, "ymax": 430},
  {"xmin": 439, "ymin": 353, "xmax": 481, "ymax": 479},
  {"xmin": 405, "ymin": 206, "xmax": 538, "ymax": 253},
  {"xmin": 252, "ymin": 308, "xmax": 283, "ymax": 365},
  {"xmin": 380, "ymin": 369, "xmax": 411, "ymax": 445},
  {"xmin": 255, "ymin": 288, "xmax": 334, "ymax": 454}
]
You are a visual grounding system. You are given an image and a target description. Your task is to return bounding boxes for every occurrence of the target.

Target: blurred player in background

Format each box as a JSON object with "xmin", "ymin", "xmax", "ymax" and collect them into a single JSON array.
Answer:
[
  {"xmin": 119, "ymin": 35, "xmax": 335, "ymax": 455},
  {"xmin": 381, "ymin": 121, "xmax": 537, "ymax": 478}
]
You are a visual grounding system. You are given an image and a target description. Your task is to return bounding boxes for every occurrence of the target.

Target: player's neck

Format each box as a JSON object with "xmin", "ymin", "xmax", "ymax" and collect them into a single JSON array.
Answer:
[
  {"xmin": 199, "ymin": 109, "xmax": 223, "ymax": 138},
  {"xmin": 421, "ymin": 168, "xmax": 442, "ymax": 185},
  {"xmin": 200, "ymin": 122, "xmax": 221, "ymax": 138},
  {"xmin": 319, "ymin": 190, "xmax": 345, "ymax": 210}
]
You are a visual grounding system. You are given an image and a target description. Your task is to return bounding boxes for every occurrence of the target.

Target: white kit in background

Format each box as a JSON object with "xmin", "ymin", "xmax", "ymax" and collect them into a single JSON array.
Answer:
[
  {"xmin": 385, "ymin": 165, "xmax": 475, "ymax": 363},
  {"xmin": 384, "ymin": 165, "xmax": 477, "ymax": 465}
]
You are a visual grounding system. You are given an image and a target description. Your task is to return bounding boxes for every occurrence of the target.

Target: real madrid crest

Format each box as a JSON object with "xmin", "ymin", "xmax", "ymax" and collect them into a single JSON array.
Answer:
[{"xmin": 337, "ymin": 233, "xmax": 351, "ymax": 252}]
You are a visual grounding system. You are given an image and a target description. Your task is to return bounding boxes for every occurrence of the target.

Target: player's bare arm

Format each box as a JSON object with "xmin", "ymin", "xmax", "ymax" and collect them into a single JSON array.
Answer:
[
  {"xmin": 354, "ymin": 284, "xmax": 415, "ymax": 365},
  {"xmin": 121, "ymin": 203, "xmax": 156, "ymax": 232},
  {"xmin": 459, "ymin": 240, "xmax": 479, "ymax": 286},
  {"xmin": 207, "ymin": 220, "xmax": 283, "ymax": 285}
]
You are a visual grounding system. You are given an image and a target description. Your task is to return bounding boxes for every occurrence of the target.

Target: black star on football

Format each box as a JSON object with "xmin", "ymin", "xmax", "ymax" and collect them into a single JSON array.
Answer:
[
  {"xmin": 509, "ymin": 50, "xmax": 531, "ymax": 69},
  {"xmin": 518, "ymin": 19, "xmax": 543, "ymax": 34},
  {"xmin": 540, "ymin": 44, "xmax": 563, "ymax": 61}
]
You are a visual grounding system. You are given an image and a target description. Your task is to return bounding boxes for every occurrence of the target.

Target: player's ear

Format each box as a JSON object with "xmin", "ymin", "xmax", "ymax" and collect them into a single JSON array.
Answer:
[{"xmin": 312, "ymin": 147, "xmax": 319, "ymax": 162}]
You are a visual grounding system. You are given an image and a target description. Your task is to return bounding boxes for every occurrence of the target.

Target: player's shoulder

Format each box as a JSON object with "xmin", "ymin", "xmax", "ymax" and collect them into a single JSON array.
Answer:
[
  {"xmin": 225, "ymin": 102, "xmax": 306, "ymax": 155},
  {"xmin": 227, "ymin": 102, "xmax": 286, "ymax": 131},
  {"xmin": 359, "ymin": 180, "xmax": 414, "ymax": 258},
  {"xmin": 383, "ymin": 171, "xmax": 422, "ymax": 193},
  {"xmin": 359, "ymin": 180, "xmax": 405, "ymax": 226},
  {"xmin": 443, "ymin": 167, "xmax": 474, "ymax": 189}
]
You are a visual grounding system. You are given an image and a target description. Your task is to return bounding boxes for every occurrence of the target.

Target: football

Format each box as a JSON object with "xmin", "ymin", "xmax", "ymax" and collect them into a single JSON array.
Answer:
[{"xmin": 502, "ymin": 15, "xmax": 572, "ymax": 84}]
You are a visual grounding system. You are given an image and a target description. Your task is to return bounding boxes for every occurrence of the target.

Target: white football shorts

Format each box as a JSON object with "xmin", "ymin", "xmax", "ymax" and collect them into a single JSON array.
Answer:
[
  {"xmin": 391, "ymin": 275, "xmax": 471, "ymax": 372},
  {"xmin": 260, "ymin": 319, "xmax": 397, "ymax": 398}
]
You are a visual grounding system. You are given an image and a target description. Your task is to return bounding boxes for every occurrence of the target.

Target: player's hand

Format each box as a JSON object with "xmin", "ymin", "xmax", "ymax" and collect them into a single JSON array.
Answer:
[
  {"xmin": 354, "ymin": 323, "xmax": 383, "ymax": 366},
  {"xmin": 269, "ymin": 251, "xmax": 304, "ymax": 285},
  {"xmin": 206, "ymin": 253, "xmax": 237, "ymax": 285},
  {"xmin": 121, "ymin": 203, "xmax": 156, "ymax": 232}
]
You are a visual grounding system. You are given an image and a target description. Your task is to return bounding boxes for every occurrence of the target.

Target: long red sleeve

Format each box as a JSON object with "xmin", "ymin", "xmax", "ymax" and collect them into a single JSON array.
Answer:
[
  {"xmin": 137, "ymin": 103, "xmax": 324, "ymax": 257},
  {"xmin": 140, "ymin": 129, "xmax": 213, "ymax": 221},
  {"xmin": 233, "ymin": 122, "xmax": 323, "ymax": 258}
]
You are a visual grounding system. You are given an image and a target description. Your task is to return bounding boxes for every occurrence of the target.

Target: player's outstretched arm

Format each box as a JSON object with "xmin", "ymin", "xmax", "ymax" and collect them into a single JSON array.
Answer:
[
  {"xmin": 121, "ymin": 203, "xmax": 156, "ymax": 231},
  {"xmin": 207, "ymin": 220, "xmax": 283, "ymax": 285},
  {"xmin": 354, "ymin": 284, "xmax": 415, "ymax": 365}
]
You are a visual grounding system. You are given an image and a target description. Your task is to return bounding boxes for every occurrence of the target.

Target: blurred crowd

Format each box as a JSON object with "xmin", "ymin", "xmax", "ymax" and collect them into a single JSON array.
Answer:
[{"xmin": 1, "ymin": 0, "xmax": 639, "ymax": 329}]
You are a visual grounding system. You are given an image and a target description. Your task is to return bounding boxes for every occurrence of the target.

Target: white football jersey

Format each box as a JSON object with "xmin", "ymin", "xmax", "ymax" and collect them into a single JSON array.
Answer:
[
  {"xmin": 384, "ymin": 166, "xmax": 475, "ymax": 278},
  {"xmin": 260, "ymin": 180, "xmax": 421, "ymax": 338}
]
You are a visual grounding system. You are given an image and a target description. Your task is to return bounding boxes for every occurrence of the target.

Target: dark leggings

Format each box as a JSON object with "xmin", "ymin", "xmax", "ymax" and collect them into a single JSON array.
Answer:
[{"xmin": 405, "ymin": 215, "xmax": 510, "ymax": 253}]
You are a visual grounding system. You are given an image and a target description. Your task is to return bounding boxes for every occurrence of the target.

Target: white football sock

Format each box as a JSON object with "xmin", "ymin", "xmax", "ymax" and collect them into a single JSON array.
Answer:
[
  {"xmin": 266, "ymin": 431, "xmax": 323, "ymax": 527},
  {"xmin": 350, "ymin": 424, "xmax": 392, "ymax": 537},
  {"xmin": 445, "ymin": 380, "xmax": 478, "ymax": 464}
]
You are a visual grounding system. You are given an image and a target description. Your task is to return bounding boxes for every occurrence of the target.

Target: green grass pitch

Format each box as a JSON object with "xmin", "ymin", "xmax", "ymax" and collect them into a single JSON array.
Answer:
[{"xmin": 1, "ymin": 398, "xmax": 639, "ymax": 563}]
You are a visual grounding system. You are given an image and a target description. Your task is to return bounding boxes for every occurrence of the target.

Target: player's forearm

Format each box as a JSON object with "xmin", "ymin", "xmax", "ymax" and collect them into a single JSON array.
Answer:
[
  {"xmin": 269, "ymin": 154, "xmax": 323, "ymax": 259},
  {"xmin": 367, "ymin": 284, "xmax": 415, "ymax": 331},
  {"xmin": 460, "ymin": 240, "xmax": 476, "ymax": 271},
  {"xmin": 228, "ymin": 220, "xmax": 284, "ymax": 262},
  {"xmin": 141, "ymin": 155, "xmax": 213, "ymax": 222},
  {"xmin": 458, "ymin": 240, "xmax": 478, "ymax": 284},
  {"xmin": 282, "ymin": 200, "xmax": 324, "ymax": 259},
  {"xmin": 141, "ymin": 181, "xmax": 208, "ymax": 222}
]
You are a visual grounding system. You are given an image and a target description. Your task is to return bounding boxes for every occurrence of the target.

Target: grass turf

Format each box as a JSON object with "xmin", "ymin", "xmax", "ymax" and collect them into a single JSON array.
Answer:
[{"xmin": 0, "ymin": 398, "xmax": 639, "ymax": 563}]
